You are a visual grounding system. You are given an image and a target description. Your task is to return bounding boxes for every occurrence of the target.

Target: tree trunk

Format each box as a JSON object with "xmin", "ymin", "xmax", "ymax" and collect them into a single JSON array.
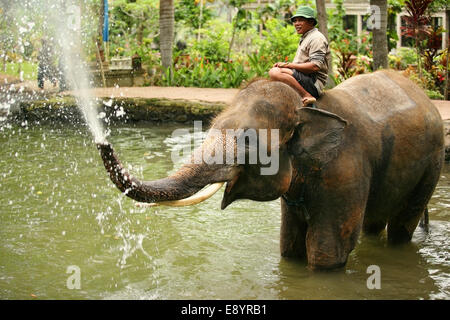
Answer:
[
  {"xmin": 315, "ymin": 0, "xmax": 334, "ymax": 84},
  {"xmin": 370, "ymin": 0, "xmax": 388, "ymax": 70},
  {"xmin": 159, "ymin": 0, "xmax": 174, "ymax": 75},
  {"xmin": 227, "ymin": 26, "xmax": 236, "ymax": 63},
  {"xmin": 198, "ymin": 0, "xmax": 203, "ymax": 42},
  {"xmin": 137, "ymin": 22, "xmax": 144, "ymax": 46},
  {"xmin": 315, "ymin": 0, "xmax": 328, "ymax": 41},
  {"xmin": 98, "ymin": 0, "xmax": 105, "ymax": 62}
]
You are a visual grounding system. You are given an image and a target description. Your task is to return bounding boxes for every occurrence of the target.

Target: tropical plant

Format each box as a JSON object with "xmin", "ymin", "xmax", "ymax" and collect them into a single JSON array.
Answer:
[
  {"xmin": 422, "ymin": 26, "xmax": 444, "ymax": 72},
  {"xmin": 400, "ymin": 0, "xmax": 433, "ymax": 77},
  {"xmin": 165, "ymin": 58, "xmax": 249, "ymax": 88},
  {"xmin": 388, "ymin": 47, "xmax": 417, "ymax": 69},
  {"xmin": 246, "ymin": 51, "xmax": 274, "ymax": 78}
]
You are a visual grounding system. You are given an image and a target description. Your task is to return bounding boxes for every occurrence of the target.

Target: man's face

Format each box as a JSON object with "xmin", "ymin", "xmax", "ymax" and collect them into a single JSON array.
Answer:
[{"xmin": 292, "ymin": 17, "xmax": 314, "ymax": 35}]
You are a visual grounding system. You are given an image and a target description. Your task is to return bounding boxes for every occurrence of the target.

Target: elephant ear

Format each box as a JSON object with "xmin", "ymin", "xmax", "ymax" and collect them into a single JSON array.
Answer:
[{"xmin": 289, "ymin": 107, "xmax": 348, "ymax": 165}]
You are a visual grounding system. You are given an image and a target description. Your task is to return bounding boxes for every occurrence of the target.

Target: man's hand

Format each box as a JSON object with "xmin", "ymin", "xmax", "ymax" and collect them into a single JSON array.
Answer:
[{"xmin": 273, "ymin": 62, "xmax": 290, "ymax": 68}]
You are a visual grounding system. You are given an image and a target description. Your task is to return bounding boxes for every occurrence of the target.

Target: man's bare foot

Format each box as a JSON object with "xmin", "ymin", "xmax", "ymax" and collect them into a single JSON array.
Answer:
[{"xmin": 302, "ymin": 96, "xmax": 316, "ymax": 106}]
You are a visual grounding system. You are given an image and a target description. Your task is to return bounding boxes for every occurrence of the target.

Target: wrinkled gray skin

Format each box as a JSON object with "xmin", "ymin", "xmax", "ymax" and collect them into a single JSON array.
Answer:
[{"xmin": 98, "ymin": 70, "xmax": 444, "ymax": 270}]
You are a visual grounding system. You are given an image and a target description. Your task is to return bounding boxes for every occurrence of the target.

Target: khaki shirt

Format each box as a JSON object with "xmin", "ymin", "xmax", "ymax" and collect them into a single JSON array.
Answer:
[{"xmin": 293, "ymin": 28, "xmax": 330, "ymax": 95}]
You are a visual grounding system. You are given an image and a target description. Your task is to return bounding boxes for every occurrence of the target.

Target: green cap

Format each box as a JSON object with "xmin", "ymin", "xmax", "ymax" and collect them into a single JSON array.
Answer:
[{"xmin": 290, "ymin": 6, "xmax": 317, "ymax": 25}]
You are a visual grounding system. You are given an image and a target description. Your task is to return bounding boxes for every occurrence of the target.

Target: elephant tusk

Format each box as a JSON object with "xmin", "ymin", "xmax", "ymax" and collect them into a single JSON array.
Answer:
[{"xmin": 136, "ymin": 182, "xmax": 225, "ymax": 208}]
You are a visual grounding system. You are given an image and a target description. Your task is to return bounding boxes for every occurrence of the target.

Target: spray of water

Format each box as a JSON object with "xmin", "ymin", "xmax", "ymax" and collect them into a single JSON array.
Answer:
[
  {"xmin": 7, "ymin": 0, "xmax": 108, "ymax": 143},
  {"xmin": 54, "ymin": 2, "xmax": 107, "ymax": 144}
]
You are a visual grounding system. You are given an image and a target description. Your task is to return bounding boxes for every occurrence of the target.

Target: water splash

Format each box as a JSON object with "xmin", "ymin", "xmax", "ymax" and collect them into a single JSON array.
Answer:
[
  {"xmin": 52, "ymin": 2, "xmax": 106, "ymax": 144},
  {"xmin": 0, "ymin": 103, "xmax": 10, "ymax": 122},
  {"xmin": 5, "ymin": 0, "xmax": 108, "ymax": 143}
]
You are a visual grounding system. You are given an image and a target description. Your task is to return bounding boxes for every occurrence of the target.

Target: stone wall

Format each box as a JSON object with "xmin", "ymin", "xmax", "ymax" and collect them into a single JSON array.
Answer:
[{"xmin": 14, "ymin": 96, "xmax": 226, "ymax": 126}]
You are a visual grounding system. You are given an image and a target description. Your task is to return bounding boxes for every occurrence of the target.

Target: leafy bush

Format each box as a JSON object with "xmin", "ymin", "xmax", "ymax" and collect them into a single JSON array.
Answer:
[
  {"xmin": 190, "ymin": 21, "xmax": 231, "ymax": 63},
  {"xmin": 256, "ymin": 18, "xmax": 299, "ymax": 63},
  {"xmin": 425, "ymin": 89, "xmax": 444, "ymax": 100},
  {"xmin": 165, "ymin": 57, "xmax": 249, "ymax": 88},
  {"xmin": 402, "ymin": 65, "xmax": 445, "ymax": 100},
  {"xmin": 246, "ymin": 51, "xmax": 274, "ymax": 78},
  {"xmin": 331, "ymin": 30, "xmax": 373, "ymax": 81},
  {"xmin": 175, "ymin": 0, "xmax": 213, "ymax": 30},
  {"xmin": 389, "ymin": 47, "xmax": 418, "ymax": 70}
]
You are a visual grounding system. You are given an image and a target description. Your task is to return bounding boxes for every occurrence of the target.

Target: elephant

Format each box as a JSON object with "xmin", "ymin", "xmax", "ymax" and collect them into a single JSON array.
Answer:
[{"xmin": 97, "ymin": 70, "xmax": 444, "ymax": 270}]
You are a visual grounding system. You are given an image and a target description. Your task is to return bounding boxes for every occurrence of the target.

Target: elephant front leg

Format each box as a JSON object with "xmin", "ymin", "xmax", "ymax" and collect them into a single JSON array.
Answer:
[
  {"xmin": 280, "ymin": 198, "xmax": 308, "ymax": 259},
  {"xmin": 306, "ymin": 206, "xmax": 365, "ymax": 270}
]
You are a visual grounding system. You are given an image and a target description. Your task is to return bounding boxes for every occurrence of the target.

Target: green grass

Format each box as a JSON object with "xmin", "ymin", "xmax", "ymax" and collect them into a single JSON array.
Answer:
[{"xmin": 1, "ymin": 61, "xmax": 38, "ymax": 81}]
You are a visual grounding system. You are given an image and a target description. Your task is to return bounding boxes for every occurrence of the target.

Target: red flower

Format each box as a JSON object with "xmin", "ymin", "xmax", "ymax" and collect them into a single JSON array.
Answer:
[{"xmin": 285, "ymin": 56, "xmax": 289, "ymax": 61}]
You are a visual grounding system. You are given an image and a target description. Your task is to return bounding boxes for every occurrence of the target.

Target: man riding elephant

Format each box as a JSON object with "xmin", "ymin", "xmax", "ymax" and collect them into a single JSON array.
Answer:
[{"xmin": 269, "ymin": 6, "xmax": 331, "ymax": 107}]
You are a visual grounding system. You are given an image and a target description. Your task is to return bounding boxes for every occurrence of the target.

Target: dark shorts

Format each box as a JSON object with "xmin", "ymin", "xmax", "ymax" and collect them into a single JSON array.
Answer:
[{"xmin": 292, "ymin": 70, "xmax": 319, "ymax": 99}]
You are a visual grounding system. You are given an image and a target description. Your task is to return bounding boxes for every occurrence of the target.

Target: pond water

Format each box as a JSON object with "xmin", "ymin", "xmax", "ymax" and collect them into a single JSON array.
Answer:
[{"xmin": 0, "ymin": 123, "xmax": 449, "ymax": 300}]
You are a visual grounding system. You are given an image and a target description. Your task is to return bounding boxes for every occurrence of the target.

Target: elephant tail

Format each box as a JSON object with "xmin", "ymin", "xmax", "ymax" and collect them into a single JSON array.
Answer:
[{"xmin": 419, "ymin": 207, "xmax": 429, "ymax": 232}]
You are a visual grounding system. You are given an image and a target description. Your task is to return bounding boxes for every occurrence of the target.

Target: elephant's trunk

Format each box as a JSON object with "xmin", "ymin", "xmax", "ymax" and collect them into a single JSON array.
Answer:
[{"xmin": 97, "ymin": 142, "xmax": 232, "ymax": 204}]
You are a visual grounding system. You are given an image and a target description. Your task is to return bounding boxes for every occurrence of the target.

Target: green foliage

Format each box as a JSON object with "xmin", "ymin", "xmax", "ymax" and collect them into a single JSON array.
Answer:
[
  {"xmin": 403, "ymin": 63, "xmax": 446, "ymax": 100},
  {"xmin": 425, "ymin": 89, "xmax": 444, "ymax": 100},
  {"xmin": 1, "ymin": 0, "xmax": 442, "ymax": 98},
  {"xmin": 330, "ymin": 28, "xmax": 373, "ymax": 81},
  {"xmin": 246, "ymin": 51, "xmax": 274, "ymax": 78},
  {"xmin": 109, "ymin": 0, "xmax": 159, "ymax": 58},
  {"xmin": 327, "ymin": 0, "xmax": 346, "ymax": 43},
  {"xmin": 175, "ymin": 0, "xmax": 213, "ymax": 30},
  {"xmin": 257, "ymin": 18, "xmax": 299, "ymax": 63},
  {"xmin": 388, "ymin": 47, "xmax": 418, "ymax": 69},
  {"xmin": 388, "ymin": 0, "xmax": 406, "ymax": 13},
  {"xmin": 164, "ymin": 57, "xmax": 249, "ymax": 88},
  {"xmin": 1, "ymin": 61, "xmax": 37, "ymax": 80},
  {"xmin": 190, "ymin": 20, "xmax": 231, "ymax": 63},
  {"xmin": 428, "ymin": 0, "xmax": 449, "ymax": 13}
]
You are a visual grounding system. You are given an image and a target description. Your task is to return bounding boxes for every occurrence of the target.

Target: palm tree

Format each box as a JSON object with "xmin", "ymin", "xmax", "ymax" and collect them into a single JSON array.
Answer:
[
  {"xmin": 159, "ymin": 0, "xmax": 174, "ymax": 76},
  {"xmin": 370, "ymin": 0, "xmax": 388, "ymax": 69}
]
